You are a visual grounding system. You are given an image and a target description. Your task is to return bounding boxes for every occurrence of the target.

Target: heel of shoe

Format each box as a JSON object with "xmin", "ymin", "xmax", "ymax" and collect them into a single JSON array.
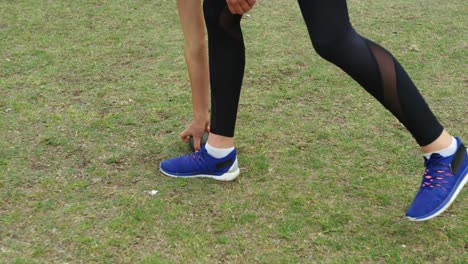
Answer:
[{"xmin": 214, "ymin": 158, "xmax": 240, "ymax": 181}]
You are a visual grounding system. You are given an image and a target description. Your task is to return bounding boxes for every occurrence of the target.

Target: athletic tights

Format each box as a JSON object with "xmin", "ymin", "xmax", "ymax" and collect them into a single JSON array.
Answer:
[{"xmin": 203, "ymin": 0, "xmax": 444, "ymax": 146}]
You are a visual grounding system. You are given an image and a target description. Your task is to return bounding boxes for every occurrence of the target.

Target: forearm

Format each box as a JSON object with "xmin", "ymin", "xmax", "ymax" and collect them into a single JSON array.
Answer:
[
  {"xmin": 184, "ymin": 43, "xmax": 209, "ymax": 120},
  {"xmin": 177, "ymin": 0, "xmax": 209, "ymax": 120}
]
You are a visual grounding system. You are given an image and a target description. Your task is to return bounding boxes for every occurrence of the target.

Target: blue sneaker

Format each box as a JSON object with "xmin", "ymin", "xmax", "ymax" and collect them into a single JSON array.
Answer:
[
  {"xmin": 160, "ymin": 145, "xmax": 240, "ymax": 181},
  {"xmin": 406, "ymin": 137, "xmax": 468, "ymax": 221}
]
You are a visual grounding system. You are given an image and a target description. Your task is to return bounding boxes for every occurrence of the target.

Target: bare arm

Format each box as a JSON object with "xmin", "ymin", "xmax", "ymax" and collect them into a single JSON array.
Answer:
[{"xmin": 177, "ymin": 0, "xmax": 210, "ymax": 150}]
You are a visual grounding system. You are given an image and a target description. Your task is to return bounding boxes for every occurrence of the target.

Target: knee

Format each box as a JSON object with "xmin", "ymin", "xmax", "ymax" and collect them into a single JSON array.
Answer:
[
  {"xmin": 203, "ymin": 1, "xmax": 242, "ymax": 34},
  {"xmin": 312, "ymin": 39, "xmax": 339, "ymax": 62},
  {"xmin": 310, "ymin": 29, "xmax": 359, "ymax": 62}
]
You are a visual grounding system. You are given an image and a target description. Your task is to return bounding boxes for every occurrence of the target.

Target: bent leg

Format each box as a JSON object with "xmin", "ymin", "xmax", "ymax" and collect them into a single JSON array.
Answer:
[{"xmin": 297, "ymin": 0, "xmax": 444, "ymax": 147}]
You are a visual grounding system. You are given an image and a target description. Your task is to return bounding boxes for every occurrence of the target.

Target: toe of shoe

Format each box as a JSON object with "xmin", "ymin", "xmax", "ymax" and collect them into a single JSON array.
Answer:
[
  {"xmin": 160, "ymin": 160, "xmax": 175, "ymax": 173},
  {"xmin": 406, "ymin": 194, "xmax": 445, "ymax": 219}
]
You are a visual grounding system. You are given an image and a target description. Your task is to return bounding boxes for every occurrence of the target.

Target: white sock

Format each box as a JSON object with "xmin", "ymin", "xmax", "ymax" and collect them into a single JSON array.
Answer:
[
  {"xmin": 423, "ymin": 136, "xmax": 457, "ymax": 159},
  {"xmin": 205, "ymin": 142, "xmax": 235, "ymax": 159}
]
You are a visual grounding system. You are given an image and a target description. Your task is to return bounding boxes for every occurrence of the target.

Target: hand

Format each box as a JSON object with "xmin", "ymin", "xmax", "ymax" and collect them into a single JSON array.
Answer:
[
  {"xmin": 226, "ymin": 0, "xmax": 256, "ymax": 15},
  {"xmin": 179, "ymin": 117, "xmax": 210, "ymax": 151}
]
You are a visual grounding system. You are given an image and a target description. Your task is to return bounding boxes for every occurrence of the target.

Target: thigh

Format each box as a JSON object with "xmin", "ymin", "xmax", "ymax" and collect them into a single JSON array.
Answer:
[{"xmin": 297, "ymin": 0, "xmax": 351, "ymax": 39}]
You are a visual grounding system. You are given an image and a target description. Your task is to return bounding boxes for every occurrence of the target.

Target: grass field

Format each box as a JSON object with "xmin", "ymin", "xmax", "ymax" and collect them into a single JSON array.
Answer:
[{"xmin": 1, "ymin": 0, "xmax": 467, "ymax": 263}]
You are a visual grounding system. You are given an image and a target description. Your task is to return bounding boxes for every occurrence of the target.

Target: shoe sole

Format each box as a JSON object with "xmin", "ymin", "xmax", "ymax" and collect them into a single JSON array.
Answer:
[
  {"xmin": 160, "ymin": 159, "xmax": 240, "ymax": 182},
  {"xmin": 407, "ymin": 150, "xmax": 468, "ymax": 222}
]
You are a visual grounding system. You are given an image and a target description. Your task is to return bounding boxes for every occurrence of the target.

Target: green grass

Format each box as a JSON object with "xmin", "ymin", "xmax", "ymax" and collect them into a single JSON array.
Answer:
[{"xmin": 1, "ymin": 0, "xmax": 467, "ymax": 263}]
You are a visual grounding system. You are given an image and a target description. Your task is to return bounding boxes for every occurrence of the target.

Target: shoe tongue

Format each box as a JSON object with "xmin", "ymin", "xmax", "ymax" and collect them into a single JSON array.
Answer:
[
  {"xmin": 424, "ymin": 153, "xmax": 445, "ymax": 167},
  {"xmin": 429, "ymin": 153, "xmax": 444, "ymax": 159},
  {"xmin": 200, "ymin": 145, "xmax": 207, "ymax": 152}
]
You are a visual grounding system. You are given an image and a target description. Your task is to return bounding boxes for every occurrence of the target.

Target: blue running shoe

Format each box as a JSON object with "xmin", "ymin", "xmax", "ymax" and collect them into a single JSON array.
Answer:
[
  {"xmin": 160, "ymin": 145, "xmax": 240, "ymax": 181},
  {"xmin": 406, "ymin": 137, "xmax": 468, "ymax": 221}
]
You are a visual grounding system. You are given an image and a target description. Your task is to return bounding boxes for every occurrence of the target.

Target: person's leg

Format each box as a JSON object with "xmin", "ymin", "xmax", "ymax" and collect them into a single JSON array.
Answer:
[
  {"xmin": 298, "ymin": 0, "xmax": 446, "ymax": 147},
  {"xmin": 160, "ymin": 0, "xmax": 243, "ymax": 181},
  {"xmin": 297, "ymin": 0, "xmax": 467, "ymax": 221},
  {"xmin": 203, "ymin": 0, "xmax": 245, "ymax": 149}
]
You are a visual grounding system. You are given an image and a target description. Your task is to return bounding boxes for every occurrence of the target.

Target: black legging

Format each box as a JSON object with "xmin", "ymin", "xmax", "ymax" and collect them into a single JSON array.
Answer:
[{"xmin": 203, "ymin": 0, "xmax": 444, "ymax": 146}]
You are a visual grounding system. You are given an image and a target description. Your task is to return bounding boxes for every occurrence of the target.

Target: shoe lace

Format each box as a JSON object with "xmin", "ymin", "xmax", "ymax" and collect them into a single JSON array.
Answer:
[
  {"xmin": 189, "ymin": 150, "xmax": 207, "ymax": 167},
  {"xmin": 421, "ymin": 154, "xmax": 454, "ymax": 191}
]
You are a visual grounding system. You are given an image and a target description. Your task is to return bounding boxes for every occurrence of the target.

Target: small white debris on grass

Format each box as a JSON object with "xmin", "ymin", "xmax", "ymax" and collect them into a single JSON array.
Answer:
[
  {"xmin": 409, "ymin": 44, "xmax": 420, "ymax": 52},
  {"xmin": 401, "ymin": 245, "xmax": 407, "ymax": 248},
  {"xmin": 148, "ymin": 190, "xmax": 159, "ymax": 196}
]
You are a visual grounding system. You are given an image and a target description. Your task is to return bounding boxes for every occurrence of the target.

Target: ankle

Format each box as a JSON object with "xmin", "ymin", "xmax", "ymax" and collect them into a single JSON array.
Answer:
[
  {"xmin": 423, "ymin": 135, "xmax": 457, "ymax": 159},
  {"xmin": 205, "ymin": 143, "xmax": 235, "ymax": 158},
  {"xmin": 207, "ymin": 133, "xmax": 235, "ymax": 148},
  {"xmin": 421, "ymin": 130, "xmax": 452, "ymax": 154}
]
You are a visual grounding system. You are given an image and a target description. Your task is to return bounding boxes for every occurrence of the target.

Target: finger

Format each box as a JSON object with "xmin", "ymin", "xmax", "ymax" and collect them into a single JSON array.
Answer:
[
  {"xmin": 239, "ymin": 1, "xmax": 252, "ymax": 13},
  {"xmin": 227, "ymin": 0, "xmax": 244, "ymax": 14},
  {"xmin": 233, "ymin": 3, "xmax": 247, "ymax": 14},
  {"xmin": 193, "ymin": 136, "xmax": 202, "ymax": 151},
  {"xmin": 227, "ymin": 1, "xmax": 237, "ymax": 14},
  {"xmin": 247, "ymin": 0, "xmax": 256, "ymax": 6},
  {"xmin": 179, "ymin": 131, "xmax": 191, "ymax": 142}
]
